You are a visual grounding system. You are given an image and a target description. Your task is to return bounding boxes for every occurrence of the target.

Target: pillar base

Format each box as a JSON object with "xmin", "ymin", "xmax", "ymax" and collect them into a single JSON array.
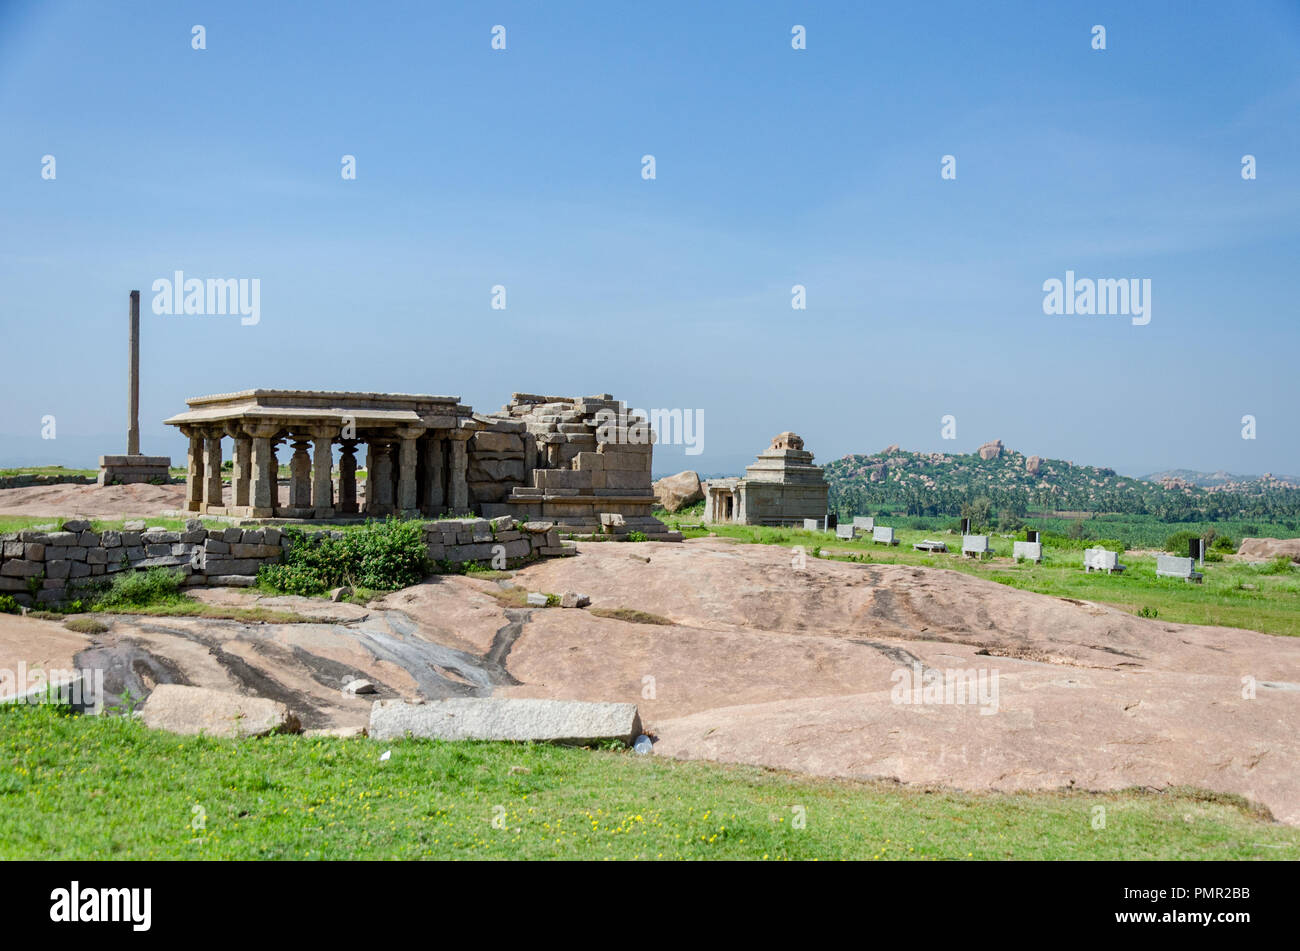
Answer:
[{"xmin": 98, "ymin": 454, "xmax": 172, "ymax": 486}]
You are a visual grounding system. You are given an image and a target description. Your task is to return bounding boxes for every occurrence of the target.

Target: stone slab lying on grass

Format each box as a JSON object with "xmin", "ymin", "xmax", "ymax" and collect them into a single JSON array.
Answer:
[
  {"xmin": 140, "ymin": 684, "xmax": 301, "ymax": 738},
  {"xmin": 369, "ymin": 698, "xmax": 642, "ymax": 745}
]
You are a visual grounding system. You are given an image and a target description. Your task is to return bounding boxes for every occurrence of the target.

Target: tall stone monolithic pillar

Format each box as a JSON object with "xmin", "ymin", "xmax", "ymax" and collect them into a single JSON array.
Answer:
[{"xmin": 127, "ymin": 290, "xmax": 140, "ymax": 456}]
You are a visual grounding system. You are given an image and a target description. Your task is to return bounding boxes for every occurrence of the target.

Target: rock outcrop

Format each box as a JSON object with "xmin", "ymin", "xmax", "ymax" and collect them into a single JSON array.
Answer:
[
  {"xmin": 1238, "ymin": 538, "xmax": 1300, "ymax": 563},
  {"xmin": 653, "ymin": 471, "xmax": 704, "ymax": 512},
  {"xmin": 977, "ymin": 439, "xmax": 1004, "ymax": 461},
  {"xmin": 141, "ymin": 684, "xmax": 301, "ymax": 738}
]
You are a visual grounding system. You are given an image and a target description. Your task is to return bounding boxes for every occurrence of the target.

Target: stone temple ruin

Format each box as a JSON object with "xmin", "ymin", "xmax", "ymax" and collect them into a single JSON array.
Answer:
[
  {"xmin": 163, "ymin": 390, "xmax": 681, "ymax": 540},
  {"xmin": 702, "ymin": 432, "xmax": 828, "ymax": 526}
]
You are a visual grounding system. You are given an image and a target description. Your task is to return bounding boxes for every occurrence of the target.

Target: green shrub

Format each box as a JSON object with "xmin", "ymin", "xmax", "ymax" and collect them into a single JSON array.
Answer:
[
  {"xmin": 1258, "ymin": 556, "xmax": 1296, "ymax": 576},
  {"xmin": 0, "ymin": 594, "xmax": 20, "ymax": 615},
  {"xmin": 96, "ymin": 568, "xmax": 184, "ymax": 609},
  {"xmin": 1163, "ymin": 529, "xmax": 1205, "ymax": 554},
  {"xmin": 258, "ymin": 518, "xmax": 430, "ymax": 596},
  {"xmin": 1211, "ymin": 535, "xmax": 1237, "ymax": 553},
  {"xmin": 625, "ymin": 530, "xmax": 648, "ymax": 543}
]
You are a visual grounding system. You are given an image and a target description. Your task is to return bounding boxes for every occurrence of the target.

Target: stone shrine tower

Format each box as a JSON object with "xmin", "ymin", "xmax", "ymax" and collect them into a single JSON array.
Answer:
[{"xmin": 702, "ymin": 432, "xmax": 828, "ymax": 526}]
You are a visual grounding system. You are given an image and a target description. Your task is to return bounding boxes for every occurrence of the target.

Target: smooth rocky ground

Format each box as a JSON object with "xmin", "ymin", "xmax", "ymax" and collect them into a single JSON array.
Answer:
[
  {"xmin": 0, "ymin": 482, "xmax": 292, "ymax": 518},
  {"xmin": 2, "ymin": 538, "xmax": 1297, "ymax": 823}
]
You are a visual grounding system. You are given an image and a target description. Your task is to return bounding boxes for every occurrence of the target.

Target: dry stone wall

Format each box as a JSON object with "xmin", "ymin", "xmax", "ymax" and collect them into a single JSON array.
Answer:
[{"xmin": 0, "ymin": 515, "xmax": 571, "ymax": 607}]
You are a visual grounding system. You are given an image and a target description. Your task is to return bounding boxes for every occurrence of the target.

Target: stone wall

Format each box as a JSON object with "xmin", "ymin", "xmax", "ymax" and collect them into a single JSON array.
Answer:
[
  {"xmin": 0, "ymin": 473, "xmax": 98, "ymax": 490},
  {"xmin": 0, "ymin": 516, "xmax": 572, "ymax": 607}
]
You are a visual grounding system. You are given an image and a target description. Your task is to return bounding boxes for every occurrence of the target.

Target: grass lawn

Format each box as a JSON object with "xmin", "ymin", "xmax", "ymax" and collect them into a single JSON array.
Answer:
[
  {"xmin": 0, "ymin": 466, "xmax": 98, "ymax": 479},
  {"xmin": 1, "ymin": 705, "xmax": 1294, "ymax": 860},
  {"xmin": 654, "ymin": 518, "xmax": 1300, "ymax": 637},
  {"xmin": 0, "ymin": 515, "xmax": 207, "ymax": 534}
]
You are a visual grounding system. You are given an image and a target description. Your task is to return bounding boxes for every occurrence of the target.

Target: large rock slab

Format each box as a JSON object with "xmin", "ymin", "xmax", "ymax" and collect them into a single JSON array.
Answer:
[
  {"xmin": 140, "ymin": 684, "xmax": 301, "ymax": 738},
  {"xmin": 1238, "ymin": 537, "xmax": 1300, "ymax": 563},
  {"xmin": 652, "ymin": 470, "xmax": 703, "ymax": 512},
  {"xmin": 369, "ymin": 698, "xmax": 642, "ymax": 745}
]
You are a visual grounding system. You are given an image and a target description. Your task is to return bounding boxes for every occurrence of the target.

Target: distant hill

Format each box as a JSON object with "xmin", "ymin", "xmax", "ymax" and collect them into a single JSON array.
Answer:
[
  {"xmin": 1139, "ymin": 469, "xmax": 1300, "ymax": 489},
  {"xmin": 825, "ymin": 440, "xmax": 1300, "ymax": 521}
]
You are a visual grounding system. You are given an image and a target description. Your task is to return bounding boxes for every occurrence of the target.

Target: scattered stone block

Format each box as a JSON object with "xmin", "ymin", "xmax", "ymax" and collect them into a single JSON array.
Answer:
[
  {"xmin": 140, "ymin": 685, "xmax": 301, "ymax": 738},
  {"xmin": 368, "ymin": 698, "xmax": 642, "ymax": 745}
]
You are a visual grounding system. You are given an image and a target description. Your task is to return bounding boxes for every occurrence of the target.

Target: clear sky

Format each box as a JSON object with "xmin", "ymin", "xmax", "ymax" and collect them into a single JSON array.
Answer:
[{"xmin": 2, "ymin": 0, "xmax": 1297, "ymax": 477}]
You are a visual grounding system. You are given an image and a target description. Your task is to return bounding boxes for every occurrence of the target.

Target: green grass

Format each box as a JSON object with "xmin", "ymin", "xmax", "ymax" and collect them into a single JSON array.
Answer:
[
  {"xmin": 666, "ymin": 521, "xmax": 1300, "ymax": 637},
  {"xmin": 1, "ymin": 704, "xmax": 1294, "ymax": 860},
  {"xmin": 0, "ymin": 466, "xmax": 98, "ymax": 479},
  {"xmin": 0, "ymin": 515, "xmax": 207, "ymax": 534}
]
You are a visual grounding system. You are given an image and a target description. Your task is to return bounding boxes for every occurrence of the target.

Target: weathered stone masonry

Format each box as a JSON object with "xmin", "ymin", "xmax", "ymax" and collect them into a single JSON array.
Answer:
[
  {"xmin": 163, "ymin": 389, "xmax": 681, "ymax": 540},
  {"xmin": 0, "ymin": 515, "xmax": 568, "ymax": 607}
]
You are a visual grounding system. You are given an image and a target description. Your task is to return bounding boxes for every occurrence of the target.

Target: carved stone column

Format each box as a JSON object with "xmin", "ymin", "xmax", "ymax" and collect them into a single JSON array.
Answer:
[
  {"xmin": 424, "ymin": 436, "xmax": 445, "ymax": 514},
  {"xmin": 223, "ymin": 423, "xmax": 250, "ymax": 512},
  {"xmin": 370, "ymin": 442, "xmax": 395, "ymax": 514},
  {"xmin": 396, "ymin": 427, "xmax": 422, "ymax": 516},
  {"xmin": 203, "ymin": 432, "xmax": 223, "ymax": 511},
  {"xmin": 247, "ymin": 424, "xmax": 280, "ymax": 518},
  {"xmin": 311, "ymin": 429, "xmax": 335, "ymax": 518},
  {"xmin": 337, "ymin": 440, "xmax": 359, "ymax": 514},
  {"xmin": 232, "ymin": 435, "xmax": 252, "ymax": 509},
  {"xmin": 448, "ymin": 432, "xmax": 469, "ymax": 514},
  {"xmin": 182, "ymin": 427, "xmax": 204, "ymax": 512},
  {"xmin": 289, "ymin": 438, "xmax": 312, "ymax": 509}
]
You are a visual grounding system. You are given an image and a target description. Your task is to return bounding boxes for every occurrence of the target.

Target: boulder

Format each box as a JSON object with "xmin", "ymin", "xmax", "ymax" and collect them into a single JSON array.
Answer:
[
  {"xmin": 560, "ymin": 591, "xmax": 590, "ymax": 608},
  {"xmin": 369, "ymin": 698, "xmax": 643, "ymax": 745},
  {"xmin": 652, "ymin": 470, "xmax": 704, "ymax": 513},
  {"xmin": 978, "ymin": 439, "xmax": 1004, "ymax": 461},
  {"xmin": 140, "ymin": 684, "xmax": 300, "ymax": 738},
  {"xmin": 343, "ymin": 679, "xmax": 376, "ymax": 695},
  {"xmin": 1237, "ymin": 538, "xmax": 1300, "ymax": 563},
  {"xmin": 1025, "ymin": 455, "xmax": 1042, "ymax": 476}
]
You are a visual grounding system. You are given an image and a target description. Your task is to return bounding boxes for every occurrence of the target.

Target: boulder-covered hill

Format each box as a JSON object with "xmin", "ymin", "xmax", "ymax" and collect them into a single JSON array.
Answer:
[{"xmin": 825, "ymin": 440, "xmax": 1300, "ymax": 520}]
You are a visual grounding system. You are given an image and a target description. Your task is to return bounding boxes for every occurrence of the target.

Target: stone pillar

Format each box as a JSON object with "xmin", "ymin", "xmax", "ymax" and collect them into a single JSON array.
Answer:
[
  {"xmin": 364, "ymin": 443, "xmax": 375, "ymax": 514},
  {"xmin": 396, "ymin": 428, "xmax": 421, "ymax": 516},
  {"xmin": 338, "ymin": 441, "xmax": 359, "ymax": 514},
  {"xmin": 370, "ymin": 442, "xmax": 395, "ymax": 514},
  {"xmin": 203, "ymin": 433, "xmax": 223, "ymax": 510},
  {"xmin": 232, "ymin": 435, "xmax": 252, "ymax": 509},
  {"xmin": 289, "ymin": 439, "xmax": 312, "ymax": 509},
  {"xmin": 448, "ymin": 434, "xmax": 469, "ymax": 514},
  {"xmin": 183, "ymin": 429, "xmax": 204, "ymax": 512},
  {"xmin": 127, "ymin": 290, "xmax": 140, "ymax": 456},
  {"xmin": 312, "ymin": 432, "xmax": 335, "ymax": 518},
  {"xmin": 249, "ymin": 427, "xmax": 279, "ymax": 517},
  {"xmin": 424, "ymin": 436, "xmax": 445, "ymax": 513}
]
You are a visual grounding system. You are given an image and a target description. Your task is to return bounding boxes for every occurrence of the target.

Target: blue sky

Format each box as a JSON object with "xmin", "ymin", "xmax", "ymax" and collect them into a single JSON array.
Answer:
[{"xmin": 2, "ymin": 0, "xmax": 1298, "ymax": 477}]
